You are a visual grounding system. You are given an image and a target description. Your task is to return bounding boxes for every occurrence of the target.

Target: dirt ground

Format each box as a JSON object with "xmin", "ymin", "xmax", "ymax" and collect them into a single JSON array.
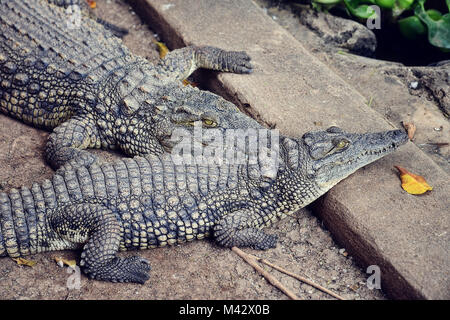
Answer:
[{"xmin": 0, "ymin": 0, "xmax": 385, "ymax": 300}]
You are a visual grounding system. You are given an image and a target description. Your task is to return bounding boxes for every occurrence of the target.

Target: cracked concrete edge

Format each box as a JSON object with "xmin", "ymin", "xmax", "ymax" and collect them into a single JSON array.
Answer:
[
  {"xmin": 128, "ymin": 0, "xmax": 450, "ymax": 299},
  {"xmin": 312, "ymin": 195, "xmax": 424, "ymax": 300}
]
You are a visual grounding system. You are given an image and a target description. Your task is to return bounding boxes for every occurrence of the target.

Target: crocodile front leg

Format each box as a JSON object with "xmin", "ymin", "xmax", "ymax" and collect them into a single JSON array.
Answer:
[
  {"xmin": 213, "ymin": 209, "xmax": 278, "ymax": 250},
  {"xmin": 156, "ymin": 45, "xmax": 253, "ymax": 81},
  {"xmin": 45, "ymin": 117, "xmax": 101, "ymax": 171},
  {"xmin": 51, "ymin": 202, "xmax": 151, "ymax": 283}
]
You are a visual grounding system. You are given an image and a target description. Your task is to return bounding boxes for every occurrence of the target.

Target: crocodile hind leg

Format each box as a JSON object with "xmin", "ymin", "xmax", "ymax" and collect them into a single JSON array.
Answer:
[
  {"xmin": 45, "ymin": 117, "xmax": 101, "ymax": 171},
  {"xmin": 213, "ymin": 210, "xmax": 278, "ymax": 250},
  {"xmin": 51, "ymin": 202, "xmax": 151, "ymax": 283},
  {"xmin": 156, "ymin": 46, "xmax": 253, "ymax": 81}
]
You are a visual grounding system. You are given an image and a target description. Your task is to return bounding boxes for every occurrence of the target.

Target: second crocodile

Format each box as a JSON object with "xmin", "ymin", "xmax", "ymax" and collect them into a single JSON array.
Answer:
[
  {"xmin": 0, "ymin": 0, "xmax": 261, "ymax": 170},
  {"xmin": 0, "ymin": 126, "xmax": 408, "ymax": 283}
]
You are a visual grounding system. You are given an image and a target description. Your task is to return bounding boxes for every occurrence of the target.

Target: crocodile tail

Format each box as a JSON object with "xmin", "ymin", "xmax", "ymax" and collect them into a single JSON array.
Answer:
[
  {"xmin": 0, "ymin": 183, "xmax": 51, "ymax": 258},
  {"xmin": 0, "ymin": 192, "xmax": 6, "ymax": 257}
]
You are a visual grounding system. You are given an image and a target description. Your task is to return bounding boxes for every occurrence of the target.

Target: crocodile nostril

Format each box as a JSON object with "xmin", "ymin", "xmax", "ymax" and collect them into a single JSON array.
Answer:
[{"xmin": 326, "ymin": 126, "xmax": 343, "ymax": 134}]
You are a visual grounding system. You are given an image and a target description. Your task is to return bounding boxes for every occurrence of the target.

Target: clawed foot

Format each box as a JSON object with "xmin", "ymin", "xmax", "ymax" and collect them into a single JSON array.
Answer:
[
  {"xmin": 226, "ymin": 51, "xmax": 253, "ymax": 74},
  {"xmin": 250, "ymin": 234, "xmax": 278, "ymax": 250},
  {"xmin": 214, "ymin": 213, "xmax": 278, "ymax": 250},
  {"xmin": 82, "ymin": 256, "xmax": 151, "ymax": 284}
]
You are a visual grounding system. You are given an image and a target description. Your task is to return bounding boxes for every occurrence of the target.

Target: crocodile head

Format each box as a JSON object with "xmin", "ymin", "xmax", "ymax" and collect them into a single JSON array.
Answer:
[
  {"xmin": 294, "ymin": 126, "xmax": 409, "ymax": 193},
  {"xmin": 124, "ymin": 82, "xmax": 263, "ymax": 155}
]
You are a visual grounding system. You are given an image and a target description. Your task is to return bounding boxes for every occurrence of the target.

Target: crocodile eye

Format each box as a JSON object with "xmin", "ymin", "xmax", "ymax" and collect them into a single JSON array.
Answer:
[
  {"xmin": 335, "ymin": 139, "xmax": 349, "ymax": 149},
  {"xmin": 202, "ymin": 119, "xmax": 217, "ymax": 127}
]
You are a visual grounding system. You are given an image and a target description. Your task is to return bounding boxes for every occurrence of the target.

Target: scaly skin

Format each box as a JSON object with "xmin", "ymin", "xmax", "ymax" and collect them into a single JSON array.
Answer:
[
  {"xmin": 0, "ymin": 0, "xmax": 260, "ymax": 171},
  {"xmin": 0, "ymin": 127, "xmax": 408, "ymax": 283}
]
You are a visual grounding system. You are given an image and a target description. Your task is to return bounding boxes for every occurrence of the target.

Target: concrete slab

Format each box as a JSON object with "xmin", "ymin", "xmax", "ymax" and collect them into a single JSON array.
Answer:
[{"xmin": 130, "ymin": 0, "xmax": 450, "ymax": 299}]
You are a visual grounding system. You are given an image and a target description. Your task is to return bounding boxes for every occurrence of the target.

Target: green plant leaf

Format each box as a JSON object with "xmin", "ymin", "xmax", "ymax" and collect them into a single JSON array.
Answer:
[
  {"xmin": 344, "ymin": 0, "xmax": 378, "ymax": 19},
  {"xmin": 375, "ymin": 0, "xmax": 395, "ymax": 9},
  {"xmin": 397, "ymin": 0, "xmax": 414, "ymax": 10},
  {"xmin": 398, "ymin": 15, "xmax": 427, "ymax": 40},
  {"xmin": 426, "ymin": 9, "xmax": 442, "ymax": 21},
  {"xmin": 311, "ymin": 0, "xmax": 340, "ymax": 12},
  {"xmin": 415, "ymin": 0, "xmax": 450, "ymax": 49},
  {"xmin": 312, "ymin": 0, "xmax": 342, "ymax": 4}
]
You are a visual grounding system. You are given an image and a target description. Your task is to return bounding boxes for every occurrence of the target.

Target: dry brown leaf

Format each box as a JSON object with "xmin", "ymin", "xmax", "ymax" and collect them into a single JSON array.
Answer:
[
  {"xmin": 154, "ymin": 41, "xmax": 169, "ymax": 59},
  {"xmin": 349, "ymin": 284, "xmax": 359, "ymax": 292},
  {"xmin": 402, "ymin": 122, "xmax": 416, "ymax": 140},
  {"xmin": 182, "ymin": 79, "xmax": 198, "ymax": 87},
  {"xmin": 395, "ymin": 166, "xmax": 432, "ymax": 195},
  {"xmin": 13, "ymin": 257, "xmax": 37, "ymax": 267},
  {"xmin": 86, "ymin": 0, "xmax": 97, "ymax": 9},
  {"xmin": 54, "ymin": 256, "xmax": 76, "ymax": 268}
]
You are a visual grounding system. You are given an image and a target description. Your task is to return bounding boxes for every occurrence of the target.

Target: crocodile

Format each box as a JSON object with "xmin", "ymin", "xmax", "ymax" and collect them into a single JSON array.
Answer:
[
  {"xmin": 0, "ymin": 0, "xmax": 260, "ymax": 171},
  {"xmin": 0, "ymin": 126, "xmax": 408, "ymax": 283}
]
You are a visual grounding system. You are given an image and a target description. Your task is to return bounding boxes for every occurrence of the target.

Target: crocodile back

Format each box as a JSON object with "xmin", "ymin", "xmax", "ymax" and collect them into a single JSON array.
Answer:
[{"xmin": 0, "ymin": 0, "xmax": 132, "ymax": 128}]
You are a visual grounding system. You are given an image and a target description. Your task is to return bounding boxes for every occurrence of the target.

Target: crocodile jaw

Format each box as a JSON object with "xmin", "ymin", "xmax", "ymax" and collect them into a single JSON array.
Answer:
[{"xmin": 301, "ymin": 128, "xmax": 409, "ymax": 193}]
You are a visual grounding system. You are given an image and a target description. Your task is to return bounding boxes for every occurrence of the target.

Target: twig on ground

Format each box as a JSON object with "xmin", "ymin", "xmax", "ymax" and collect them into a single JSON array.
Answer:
[
  {"xmin": 419, "ymin": 142, "xmax": 449, "ymax": 147},
  {"xmin": 366, "ymin": 96, "xmax": 374, "ymax": 108},
  {"xmin": 231, "ymin": 247, "xmax": 301, "ymax": 300},
  {"xmin": 232, "ymin": 247, "xmax": 345, "ymax": 300},
  {"xmin": 246, "ymin": 252, "xmax": 345, "ymax": 300}
]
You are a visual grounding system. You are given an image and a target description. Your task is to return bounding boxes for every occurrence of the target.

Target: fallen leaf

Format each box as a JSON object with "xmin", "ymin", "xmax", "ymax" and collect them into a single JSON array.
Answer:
[
  {"xmin": 349, "ymin": 284, "xmax": 359, "ymax": 292},
  {"xmin": 54, "ymin": 256, "xmax": 77, "ymax": 268},
  {"xmin": 402, "ymin": 121, "xmax": 416, "ymax": 140},
  {"xmin": 13, "ymin": 257, "xmax": 37, "ymax": 267},
  {"xmin": 154, "ymin": 41, "xmax": 169, "ymax": 59},
  {"xmin": 394, "ymin": 166, "xmax": 432, "ymax": 195},
  {"xmin": 86, "ymin": 0, "xmax": 97, "ymax": 9},
  {"xmin": 182, "ymin": 79, "xmax": 197, "ymax": 87}
]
